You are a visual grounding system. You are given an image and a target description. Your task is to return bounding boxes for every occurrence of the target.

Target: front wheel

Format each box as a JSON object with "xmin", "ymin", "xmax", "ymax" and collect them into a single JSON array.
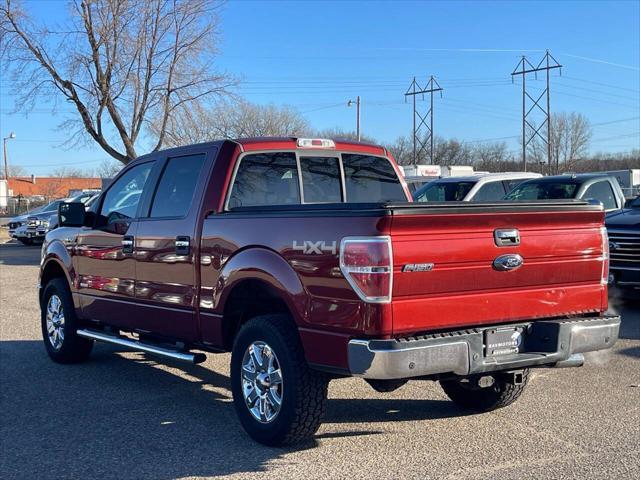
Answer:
[
  {"xmin": 41, "ymin": 278, "xmax": 93, "ymax": 363},
  {"xmin": 439, "ymin": 370, "xmax": 530, "ymax": 412},
  {"xmin": 231, "ymin": 314, "xmax": 328, "ymax": 446}
]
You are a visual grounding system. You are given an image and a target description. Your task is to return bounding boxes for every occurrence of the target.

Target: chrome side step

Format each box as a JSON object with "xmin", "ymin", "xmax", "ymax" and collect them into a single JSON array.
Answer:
[{"xmin": 76, "ymin": 329, "xmax": 207, "ymax": 364}]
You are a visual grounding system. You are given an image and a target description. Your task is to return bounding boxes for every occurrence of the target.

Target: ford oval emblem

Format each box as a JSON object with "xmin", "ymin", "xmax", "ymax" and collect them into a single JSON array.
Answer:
[{"xmin": 493, "ymin": 254, "xmax": 524, "ymax": 271}]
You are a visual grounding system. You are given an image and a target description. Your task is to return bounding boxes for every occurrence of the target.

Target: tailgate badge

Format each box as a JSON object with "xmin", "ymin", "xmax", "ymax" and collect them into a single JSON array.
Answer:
[
  {"xmin": 402, "ymin": 263, "xmax": 434, "ymax": 272},
  {"xmin": 493, "ymin": 254, "xmax": 524, "ymax": 271},
  {"xmin": 494, "ymin": 228, "xmax": 520, "ymax": 246}
]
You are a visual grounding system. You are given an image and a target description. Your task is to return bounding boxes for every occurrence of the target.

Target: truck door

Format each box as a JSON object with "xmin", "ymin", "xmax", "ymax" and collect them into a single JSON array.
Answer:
[
  {"xmin": 76, "ymin": 161, "xmax": 154, "ymax": 326},
  {"xmin": 132, "ymin": 150, "xmax": 210, "ymax": 342}
]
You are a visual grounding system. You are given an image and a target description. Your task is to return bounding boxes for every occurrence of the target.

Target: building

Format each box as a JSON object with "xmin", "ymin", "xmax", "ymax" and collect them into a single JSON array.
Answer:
[{"xmin": 7, "ymin": 176, "xmax": 102, "ymax": 200}]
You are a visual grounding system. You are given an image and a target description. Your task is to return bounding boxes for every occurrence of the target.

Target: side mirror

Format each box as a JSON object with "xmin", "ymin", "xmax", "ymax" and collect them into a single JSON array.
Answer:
[
  {"xmin": 624, "ymin": 198, "xmax": 634, "ymax": 208},
  {"xmin": 58, "ymin": 202, "xmax": 85, "ymax": 227}
]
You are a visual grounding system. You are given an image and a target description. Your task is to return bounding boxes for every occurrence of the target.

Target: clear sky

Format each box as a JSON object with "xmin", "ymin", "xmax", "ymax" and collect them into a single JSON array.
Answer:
[{"xmin": 1, "ymin": 0, "xmax": 639, "ymax": 175}]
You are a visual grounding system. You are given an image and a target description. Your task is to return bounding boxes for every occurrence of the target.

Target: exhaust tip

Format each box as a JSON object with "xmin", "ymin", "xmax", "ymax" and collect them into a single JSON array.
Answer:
[{"xmin": 553, "ymin": 353, "xmax": 585, "ymax": 369}]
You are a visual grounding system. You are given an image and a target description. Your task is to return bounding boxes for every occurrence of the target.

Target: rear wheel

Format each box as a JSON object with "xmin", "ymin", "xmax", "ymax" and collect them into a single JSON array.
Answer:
[
  {"xmin": 439, "ymin": 369, "xmax": 529, "ymax": 412},
  {"xmin": 231, "ymin": 314, "xmax": 328, "ymax": 446},
  {"xmin": 41, "ymin": 278, "xmax": 93, "ymax": 363}
]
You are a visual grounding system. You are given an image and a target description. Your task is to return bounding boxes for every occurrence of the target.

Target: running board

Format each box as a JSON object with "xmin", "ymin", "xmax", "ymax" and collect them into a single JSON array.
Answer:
[{"xmin": 76, "ymin": 329, "xmax": 207, "ymax": 364}]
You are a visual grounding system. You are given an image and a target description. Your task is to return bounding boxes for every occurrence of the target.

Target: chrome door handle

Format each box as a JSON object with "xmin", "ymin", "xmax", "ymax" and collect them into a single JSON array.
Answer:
[
  {"xmin": 122, "ymin": 235, "xmax": 134, "ymax": 254},
  {"xmin": 494, "ymin": 229, "xmax": 520, "ymax": 246}
]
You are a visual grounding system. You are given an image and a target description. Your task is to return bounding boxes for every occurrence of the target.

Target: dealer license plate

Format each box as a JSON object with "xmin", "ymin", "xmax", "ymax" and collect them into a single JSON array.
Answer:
[{"xmin": 484, "ymin": 326, "xmax": 525, "ymax": 356}]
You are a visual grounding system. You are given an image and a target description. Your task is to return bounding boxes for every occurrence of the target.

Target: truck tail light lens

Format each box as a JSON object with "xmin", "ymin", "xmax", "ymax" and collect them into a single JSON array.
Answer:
[
  {"xmin": 340, "ymin": 236, "xmax": 393, "ymax": 303},
  {"xmin": 601, "ymin": 226, "xmax": 609, "ymax": 286},
  {"xmin": 296, "ymin": 138, "xmax": 336, "ymax": 149}
]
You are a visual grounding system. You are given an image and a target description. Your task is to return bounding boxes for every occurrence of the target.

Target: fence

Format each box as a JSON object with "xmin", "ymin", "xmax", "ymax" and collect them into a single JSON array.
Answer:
[{"xmin": 0, "ymin": 195, "xmax": 50, "ymax": 216}]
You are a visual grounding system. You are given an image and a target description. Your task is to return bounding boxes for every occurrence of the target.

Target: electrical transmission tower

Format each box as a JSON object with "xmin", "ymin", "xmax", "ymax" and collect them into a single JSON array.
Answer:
[
  {"xmin": 405, "ymin": 76, "xmax": 443, "ymax": 165},
  {"xmin": 511, "ymin": 50, "xmax": 562, "ymax": 172}
]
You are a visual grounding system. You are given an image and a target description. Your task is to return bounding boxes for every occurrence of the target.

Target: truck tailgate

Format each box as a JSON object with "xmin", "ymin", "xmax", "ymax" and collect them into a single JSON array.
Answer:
[{"xmin": 389, "ymin": 202, "xmax": 607, "ymax": 335}]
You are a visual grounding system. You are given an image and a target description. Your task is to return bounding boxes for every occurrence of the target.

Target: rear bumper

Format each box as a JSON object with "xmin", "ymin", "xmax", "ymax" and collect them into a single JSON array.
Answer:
[{"xmin": 348, "ymin": 315, "xmax": 621, "ymax": 380}]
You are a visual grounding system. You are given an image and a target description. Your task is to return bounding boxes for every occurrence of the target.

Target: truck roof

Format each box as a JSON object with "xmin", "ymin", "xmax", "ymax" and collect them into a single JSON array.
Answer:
[
  {"xmin": 137, "ymin": 137, "xmax": 389, "ymax": 161},
  {"xmin": 520, "ymin": 173, "xmax": 616, "ymax": 184}
]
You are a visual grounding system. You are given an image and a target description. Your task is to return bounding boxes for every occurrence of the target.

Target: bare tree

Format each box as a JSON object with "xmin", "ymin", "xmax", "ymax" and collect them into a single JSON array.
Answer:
[
  {"xmin": 51, "ymin": 166, "xmax": 94, "ymax": 177},
  {"xmin": 157, "ymin": 99, "xmax": 310, "ymax": 147},
  {"xmin": 6, "ymin": 164, "xmax": 26, "ymax": 177},
  {"xmin": 96, "ymin": 158, "xmax": 122, "ymax": 178},
  {"xmin": 385, "ymin": 135, "xmax": 413, "ymax": 166},
  {"xmin": 1, "ymin": 0, "xmax": 233, "ymax": 164},
  {"xmin": 312, "ymin": 127, "xmax": 376, "ymax": 144},
  {"xmin": 528, "ymin": 112, "xmax": 592, "ymax": 174}
]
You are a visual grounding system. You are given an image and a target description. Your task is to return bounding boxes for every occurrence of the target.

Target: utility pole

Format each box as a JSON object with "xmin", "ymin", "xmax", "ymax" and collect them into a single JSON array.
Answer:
[
  {"xmin": 3, "ymin": 132, "xmax": 16, "ymax": 180},
  {"xmin": 405, "ymin": 76, "xmax": 443, "ymax": 165},
  {"xmin": 347, "ymin": 96, "xmax": 361, "ymax": 141},
  {"xmin": 511, "ymin": 51, "xmax": 562, "ymax": 173}
]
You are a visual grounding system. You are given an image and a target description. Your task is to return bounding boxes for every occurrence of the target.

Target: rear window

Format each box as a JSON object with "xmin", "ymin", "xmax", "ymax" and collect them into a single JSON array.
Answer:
[
  {"xmin": 228, "ymin": 152, "xmax": 300, "ymax": 208},
  {"xmin": 414, "ymin": 181, "xmax": 476, "ymax": 202},
  {"xmin": 227, "ymin": 152, "xmax": 406, "ymax": 208},
  {"xmin": 342, "ymin": 154, "xmax": 406, "ymax": 202},
  {"xmin": 505, "ymin": 182, "xmax": 578, "ymax": 200},
  {"xmin": 300, "ymin": 156, "xmax": 342, "ymax": 203}
]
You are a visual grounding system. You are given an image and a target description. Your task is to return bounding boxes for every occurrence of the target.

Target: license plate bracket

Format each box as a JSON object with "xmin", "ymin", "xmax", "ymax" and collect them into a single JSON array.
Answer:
[{"xmin": 484, "ymin": 326, "xmax": 525, "ymax": 357}]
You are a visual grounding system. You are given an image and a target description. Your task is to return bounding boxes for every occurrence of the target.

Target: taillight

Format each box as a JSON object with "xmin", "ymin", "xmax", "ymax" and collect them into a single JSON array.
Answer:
[
  {"xmin": 601, "ymin": 226, "xmax": 609, "ymax": 286},
  {"xmin": 340, "ymin": 236, "xmax": 393, "ymax": 303}
]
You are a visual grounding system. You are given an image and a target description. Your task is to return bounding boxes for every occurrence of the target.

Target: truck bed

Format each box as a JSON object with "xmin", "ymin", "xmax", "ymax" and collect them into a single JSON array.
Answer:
[{"xmin": 205, "ymin": 199, "xmax": 606, "ymax": 340}]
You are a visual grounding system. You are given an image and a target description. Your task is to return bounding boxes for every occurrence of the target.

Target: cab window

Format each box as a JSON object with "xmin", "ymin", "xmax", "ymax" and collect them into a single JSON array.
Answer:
[
  {"xmin": 471, "ymin": 181, "xmax": 506, "ymax": 201},
  {"xmin": 582, "ymin": 181, "xmax": 617, "ymax": 210},
  {"xmin": 228, "ymin": 153, "xmax": 300, "ymax": 208},
  {"xmin": 98, "ymin": 163, "xmax": 152, "ymax": 227},
  {"xmin": 150, "ymin": 154, "xmax": 205, "ymax": 218}
]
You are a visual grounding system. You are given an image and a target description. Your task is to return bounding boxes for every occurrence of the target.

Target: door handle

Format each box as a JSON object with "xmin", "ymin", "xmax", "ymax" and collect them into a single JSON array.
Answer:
[
  {"xmin": 176, "ymin": 236, "xmax": 190, "ymax": 255},
  {"xmin": 122, "ymin": 235, "xmax": 134, "ymax": 254},
  {"xmin": 494, "ymin": 229, "xmax": 520, "ymax": 247}
]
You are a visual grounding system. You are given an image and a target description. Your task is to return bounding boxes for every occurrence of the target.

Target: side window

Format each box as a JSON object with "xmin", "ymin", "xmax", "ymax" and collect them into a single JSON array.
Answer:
[
  {"xmin": 342, "ymin": 154, "xmax": 406, "ymax": 202},
  {"xmin": 471, "ymin": 181, "xmax": 506, "ymax": 201},
  {"xmin": 504, "ymin": 179, "xmax": 526, "ymax": 193},
  {"xmin": 150, "ymin": 154, "xmax": 205, "ymax": 218},
  {"xmin": 299, "ymin": 156, "xmax": 342, "ymax": 203},
  {"xmin": 583, "ymin": 181, "xmax": 617, "ymax": 210},
  {"xmin": 99, "ymin": 163, "xmax": 152, "ymax": 225},
  {"xmin": 228, "ymin": 152, "xmax": 300, "ymax": 208}
]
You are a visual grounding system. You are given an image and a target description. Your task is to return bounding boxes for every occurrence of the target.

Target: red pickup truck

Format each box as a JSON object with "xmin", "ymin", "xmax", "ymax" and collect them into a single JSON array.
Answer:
[{"xmin": 40, "ymin": 137, "xmax": 620, "ymax": 445}]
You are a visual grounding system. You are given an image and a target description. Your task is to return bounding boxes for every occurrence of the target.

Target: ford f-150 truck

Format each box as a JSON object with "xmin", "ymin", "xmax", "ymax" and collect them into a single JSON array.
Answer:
[{"xmin": 40, "ymin": 137, "xmax": 620, "ymax": 446}]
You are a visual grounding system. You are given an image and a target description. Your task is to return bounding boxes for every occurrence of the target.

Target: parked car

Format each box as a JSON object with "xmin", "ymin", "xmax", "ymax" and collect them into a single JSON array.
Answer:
[
  {"xmin": 504, "ymin": 174, "xmax": 626, "ymax": 213},
  {"xmin": 40, "ymin": 137, "xmax": 619, "ymax": 446},
  {"xmin": 606, "ymin": 195, "xmax": 640, "ymax": 295},
  {"xmin": 413, "ymin": 172, "xmax": 542, "ymax": 202},
  {"xmin": 14, "ymin": 193, "xmax": 98, "ymax": 245},
  {"xmin": 404, "ymin": 175, "xmax": 434, "ymax": 195},
  {"xmin": 9, "ymin": 199, "xmax": 65, "ymax": 243}
]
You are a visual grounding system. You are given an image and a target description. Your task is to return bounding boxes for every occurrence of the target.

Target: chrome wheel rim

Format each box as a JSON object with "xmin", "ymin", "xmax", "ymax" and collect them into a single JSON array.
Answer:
[
  {"xmin": 46, "ymin": 294, "xmax": 65, "ymax": 350},
  {"xmin": 241, "ymin": 341, "xmax": 283, "ymax": 423}
]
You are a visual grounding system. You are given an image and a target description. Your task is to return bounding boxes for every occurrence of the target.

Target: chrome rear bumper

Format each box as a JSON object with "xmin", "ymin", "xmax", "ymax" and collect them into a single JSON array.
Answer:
[{"xmin": 348, "ymin": 315, "xmax": 621, "ymax": 380}]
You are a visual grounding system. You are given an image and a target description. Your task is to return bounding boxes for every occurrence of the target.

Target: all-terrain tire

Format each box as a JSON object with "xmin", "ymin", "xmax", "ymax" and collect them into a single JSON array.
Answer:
[
  {"xmin": 41, "ymin": 278, "xmax": 93, "ymax": 363},
  {"xmin": 231, "ymin": 314, "xmax": 328, "ymax": 446},
  {"xmin": 439, "ymin": 369, "xmax": 530, "ymax": 412}
]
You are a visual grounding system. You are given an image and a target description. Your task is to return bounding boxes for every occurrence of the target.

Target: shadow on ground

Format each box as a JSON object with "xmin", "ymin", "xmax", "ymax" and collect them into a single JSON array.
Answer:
[
  {"xmin": 0, "ymin": 340, "xmax": 463, "ymax": 480},
  {"xmin": 0, "ymin": 240, "xmax": 41, "ymax": 266}
]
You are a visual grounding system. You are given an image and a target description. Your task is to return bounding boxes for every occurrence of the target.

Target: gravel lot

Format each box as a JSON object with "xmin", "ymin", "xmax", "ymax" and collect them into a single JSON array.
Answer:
[{"xmin": 1, "ymin": 236, "xmax": 639, "ymax": 480}]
